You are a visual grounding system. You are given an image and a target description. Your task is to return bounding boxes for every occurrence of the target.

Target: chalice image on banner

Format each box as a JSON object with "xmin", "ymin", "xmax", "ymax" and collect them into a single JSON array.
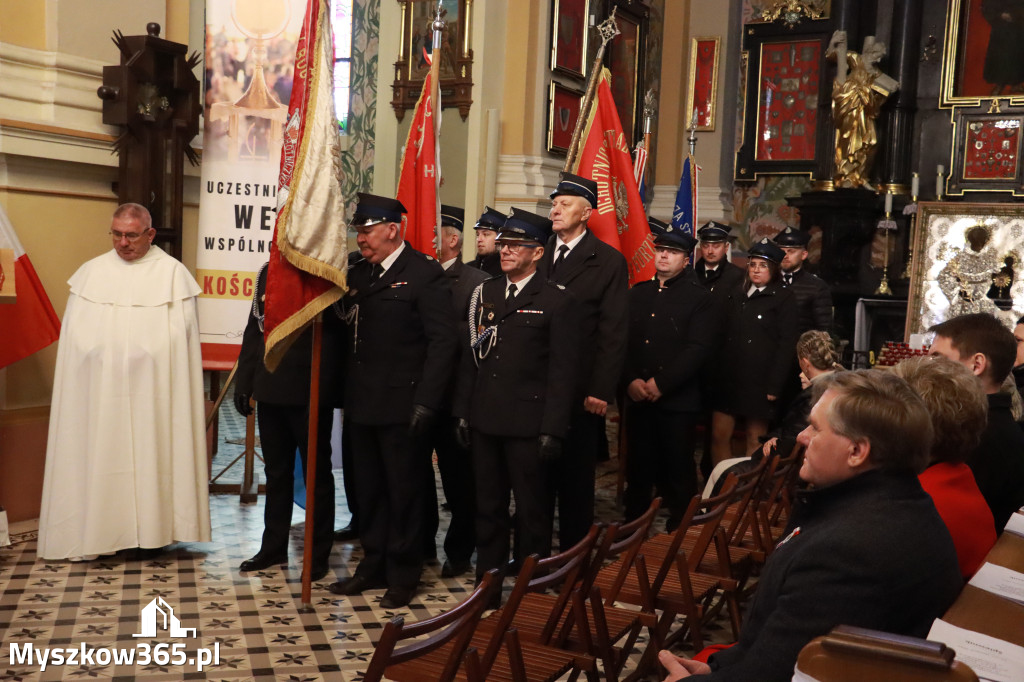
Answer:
[{"xmin": 209, "ymin": 0, "xmax": 291, "ymax": 162}]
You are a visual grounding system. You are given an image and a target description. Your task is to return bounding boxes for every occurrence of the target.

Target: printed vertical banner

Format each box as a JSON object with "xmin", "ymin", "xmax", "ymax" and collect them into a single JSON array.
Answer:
[{"xmin": 196, "ymin": 0, "xmax": 307, "ymax": 364}]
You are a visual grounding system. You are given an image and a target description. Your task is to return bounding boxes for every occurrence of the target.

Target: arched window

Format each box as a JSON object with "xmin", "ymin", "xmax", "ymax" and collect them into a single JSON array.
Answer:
[{"xmin": 332, "ymin": 0, "xmax": 354, "ymax": 134}]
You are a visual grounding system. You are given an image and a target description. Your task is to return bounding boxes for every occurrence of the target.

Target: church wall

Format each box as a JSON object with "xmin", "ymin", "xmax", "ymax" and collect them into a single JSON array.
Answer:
[{"xmin": 0, "ymin": 0, "xmax": 50, "ymax": 50}]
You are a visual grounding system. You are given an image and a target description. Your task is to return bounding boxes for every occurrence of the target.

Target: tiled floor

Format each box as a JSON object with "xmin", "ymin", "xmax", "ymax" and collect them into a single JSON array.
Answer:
[{"xmin": 1, "ymin": 405, "xmax": 732, "ymax": 681}]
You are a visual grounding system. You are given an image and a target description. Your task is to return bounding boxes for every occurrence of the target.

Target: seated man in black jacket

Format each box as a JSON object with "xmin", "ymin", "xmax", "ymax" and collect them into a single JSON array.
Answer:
[
  {"xmin": 929, "ymin": 312, "xmax": 1024, "ymax": 532},
  {"xmin": 660, "ymin": 370, "xmax": 962, "ymax": 681}
]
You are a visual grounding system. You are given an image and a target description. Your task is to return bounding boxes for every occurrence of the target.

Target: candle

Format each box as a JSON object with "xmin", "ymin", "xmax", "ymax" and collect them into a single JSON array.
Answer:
[
  {"xmin": 937, "ymin": 165, "xmax": 945, "ymax": 199},
  {"xmin": 884, "ymin": 192, "xmax": 893, "ymax": 214},
  {"xmin": 911, "ymin": 172, "xmax": 919, "ymax": 198}
]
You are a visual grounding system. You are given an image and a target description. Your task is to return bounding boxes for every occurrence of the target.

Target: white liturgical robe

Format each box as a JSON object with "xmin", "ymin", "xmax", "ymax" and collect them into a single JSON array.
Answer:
[{"xmin": 38, "ymin": 246, "xmax": 211, "ymax": 559}]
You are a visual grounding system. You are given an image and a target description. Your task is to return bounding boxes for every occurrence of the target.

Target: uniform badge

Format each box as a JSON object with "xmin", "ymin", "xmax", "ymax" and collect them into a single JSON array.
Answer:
[{"xmin": 487, "ymin": 311, "xmax": 495, "ymax": 321}]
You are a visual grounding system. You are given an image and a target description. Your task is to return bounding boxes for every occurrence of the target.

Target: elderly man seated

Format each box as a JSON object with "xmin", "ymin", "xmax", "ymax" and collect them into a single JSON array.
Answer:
[{"xmin": 659, "ymin": 370, "xmax": 962, "ymax": 681}]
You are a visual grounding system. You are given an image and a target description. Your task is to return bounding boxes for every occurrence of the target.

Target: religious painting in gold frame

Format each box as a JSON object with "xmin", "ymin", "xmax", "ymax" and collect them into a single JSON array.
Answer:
[
  {"xmin": 946, "ymin": 105, "xmax": 1024, "ymax": 196},
  {"xmin": 551, "ymin": 0, "xmax": 590, "ymax": 79},
  {"xmin": 607, "ymin": 9, "xmax": 643, "ymax": 148},
  {"xmin": 904, "ymin": 202, "xmax": 1024, "ymax": 340},
  {"xmin": 686, "ymin": 37, "xmax": 721, "ymax": 132},
  {"xmin": 391, "ymin": 0, "xmax": 474, "ymax": 121},
  {"xmin": 547, "ymin": 81, "xmax": 584, "ymax": 155},
  {"xmin": 939, "ymin": 0, "xmax": 1024, "ymax": 108}
]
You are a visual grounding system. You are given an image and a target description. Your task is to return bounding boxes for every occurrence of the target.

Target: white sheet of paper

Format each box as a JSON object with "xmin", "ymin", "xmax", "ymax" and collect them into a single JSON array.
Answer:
[
  {"xmin": 969, "ymin": 562, "xmax": 1024, "ymax": 606},
  {"xmin": 1004, "ymin": 512, "xmax": 1024, "ymax": 538},
  {"xmin": 927, "ymin": 619, "xmax": 1024, "ymax": 682}
]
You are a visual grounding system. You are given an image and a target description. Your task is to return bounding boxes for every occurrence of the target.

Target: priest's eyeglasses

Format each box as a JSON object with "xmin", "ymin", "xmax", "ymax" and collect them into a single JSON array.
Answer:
[{"xmin": 110, "ymin": 228, "xmax": 150, "ymax": 242}]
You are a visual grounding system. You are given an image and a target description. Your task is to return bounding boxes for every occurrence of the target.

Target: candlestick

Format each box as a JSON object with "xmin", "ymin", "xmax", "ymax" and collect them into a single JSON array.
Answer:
[
  {"xmin": 911, "ymin": 172, "xmax": 919, "ymax": 198},
  {"xmin": 902, "ymin": 173, "xmax": 919, "ymax": 280}
]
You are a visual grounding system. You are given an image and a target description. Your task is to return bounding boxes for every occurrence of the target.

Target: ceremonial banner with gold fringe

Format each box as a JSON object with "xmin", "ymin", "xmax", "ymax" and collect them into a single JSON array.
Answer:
[
  {"xmin": 396, "ymin": 69, "xmax": 442, "ymax": 256},
  {"xmin": 263, "ymin": 0, "xmax": 347, "ymax": 370},
  {"xmin": 574, "ymin": 68, "xmax": 655, "ymax": 284}
]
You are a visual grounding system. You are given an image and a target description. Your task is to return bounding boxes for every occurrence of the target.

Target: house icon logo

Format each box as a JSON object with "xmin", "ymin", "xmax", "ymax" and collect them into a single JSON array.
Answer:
[{"xmin": 133, "ymin": 597, "xmax": 196, "ymax": 638}]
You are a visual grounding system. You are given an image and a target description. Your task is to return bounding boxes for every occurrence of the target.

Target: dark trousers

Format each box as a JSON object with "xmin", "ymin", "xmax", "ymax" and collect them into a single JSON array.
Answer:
[
  {"xmin": 553, "ymin": 410, "xmax": 601, "ymax": 551},
  {"xmin": 624, "ymin": 403, "xmax": 699, "ymax": 525},
  {"xmin": 256, "ymin": 403, "xmax": 335, "ymax": 566},
  {"xmin": 472, "ymin": 431, "xmax": 553, "ymax": 579},
  {"xmin": 434, "ymin": 415, "xmax": 476, "ymax": 563},
  {"xmin": 350, "ymin": 422, "xmax": 427, "ymax": 589},
  {"xmin": 341, "ymin": 411, "xmax": 358, "ymax": 528}
]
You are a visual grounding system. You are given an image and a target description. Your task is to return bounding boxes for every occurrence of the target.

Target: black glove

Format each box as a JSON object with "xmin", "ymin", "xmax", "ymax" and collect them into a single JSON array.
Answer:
[
  {"xmin": 455, "ymin": 418, "xmax": 471, "ymax": 450},
  {"xmin": 233, "ymin": 391, "xmax": 253, "ymax": 416},
  {"xmin": 538, "ymin": 434, "xmax": 562, "ymax": 462},
  {"xmin": 410, "ymin": 404, "xmax": 437, "ymax": 437}
]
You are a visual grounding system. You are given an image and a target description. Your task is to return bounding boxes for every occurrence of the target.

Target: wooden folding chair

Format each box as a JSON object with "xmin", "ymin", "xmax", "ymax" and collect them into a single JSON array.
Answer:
[
  {"xmin": 474, "ymin": 525, "xmax": 603, "ymax": 681},
  {"xmin": 753, "ymin": 444, "xmax": 804, "ymax": 554},
  {"xmin": 507, "ymin": 501, "xmax": 663, "ymax": 682},
  {"xmin": 796, "ymin": 625, "xmax": 980, "ymax": 682},
  {"xmin": 365, "ymin": 570, "xmax": 501, "ymax": 682},
  {"xmin": 592, "ymin": 479, "xmax": 738, "ymax": 678}
]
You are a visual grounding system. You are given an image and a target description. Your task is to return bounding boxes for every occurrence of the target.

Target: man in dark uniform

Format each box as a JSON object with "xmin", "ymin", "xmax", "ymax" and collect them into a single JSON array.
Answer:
[
  {"xmin": 454, "ymin": 208, "xmax": 579, "ymax": 594},
  {"xmin": 773, "ymin": 226, "xmax": 832, "ymax": 333},
  {"xmin": 693, "ymin": 220, "xmax": 745, "ymax": 297},
  {"xmin": 694, "ymin": 221, "xmax": 744, "ymax": 478},
  {"xmin": 542, "ymin": 172, "xmax": 629, "ymax": 550},
  {"xmin": 466, "ymin": 206, "xmax": 505, "ymax": 276},
  {"xmin": 623, "ymin": 220, "xmax": 717, "ymax": 530},
  {"xmin": 234, "ymin": 261, "xmax": 341, "ymax": 581},
  {"xmin": 425, "ymin": 204, "xmax": 488, "ymax": 578},
  {"xmin": 327, "ymin": 193, "xmax": 458, "ymax": 608}
]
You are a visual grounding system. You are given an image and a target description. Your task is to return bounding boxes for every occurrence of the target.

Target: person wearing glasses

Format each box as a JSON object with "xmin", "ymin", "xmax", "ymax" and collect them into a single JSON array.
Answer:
[
  {"xmin": 326, "ymin": 193, "xmax": 458, "ymax": 609},
  {"xmin": 454, "ymin": 208, "xmax": 579, "ymax": 602},
  {"xmin": 709, "ymin": 239, "xmax": 799, "ymax": 466},
  {"xmin": 38, "ymin": 203, "xmax": 211, "ymax": 561}
]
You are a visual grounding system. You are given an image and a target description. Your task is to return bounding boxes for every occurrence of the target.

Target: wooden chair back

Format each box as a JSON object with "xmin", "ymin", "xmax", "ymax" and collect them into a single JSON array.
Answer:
[
  {"xmin": 796, "ymin": 625, "xmax": 979, "ymax": 682},
  {"xmin": 364, "ymin": 570, "xmax": 500, "ymax": 682}
]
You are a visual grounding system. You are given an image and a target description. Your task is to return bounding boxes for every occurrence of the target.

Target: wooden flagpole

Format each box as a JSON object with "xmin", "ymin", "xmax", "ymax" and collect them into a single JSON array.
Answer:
[
  {"xmin": 564, "ymin": 8, "xmax": 620, "ymax": 173},
  {"xmin": 300, "ymin": 312, "xmax": 323, "ymax": 608},
  {"xmin": 431, "ymin": 1, "xmax": 444, "ymax": 260}
]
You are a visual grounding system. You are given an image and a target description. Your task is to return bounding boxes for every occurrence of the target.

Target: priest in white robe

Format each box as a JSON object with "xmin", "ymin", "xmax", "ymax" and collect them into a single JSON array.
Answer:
[{"xmin": 38, "ymin": 203, "xmax": 211, "ymax": 560}]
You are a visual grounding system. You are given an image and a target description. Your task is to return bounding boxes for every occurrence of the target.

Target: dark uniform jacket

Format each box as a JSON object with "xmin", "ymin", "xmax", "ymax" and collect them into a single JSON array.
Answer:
[
  {"xmin": 694, "ymin": 259, "xmax": 745, "ymax": 299},
  {"xmin": 970, "ymin": 392, "xmax": 1024, "ymax": 532},
  {"xmin": 540, "ymin": 229, "xmax": 628, "ymax": 402},
  {"xmin": 467, "ymin": 252, "xmax": 502, "ymax": 277},
  {"xmin": 718, "ymin": 282, "xmax": 800, "ymax": 419},
  {"xmin": 342, "ymin": 243, "xmax": 458, "ymax": 425},
  {"xmin": 696, "ymin": 470, "xmax": 962, "ymax": 682},
  {"xmin": 236, "ymin": 263, "xmax": 343, "ymax": 406},
  {"xmin": 455, "ymin": 274, "xmax": 579, "ymax": 439},
  {"xmin": 782, "ymin": 267, "xmax": 833, "ymax": 333},
  {"xmin": 445, "ymin": 258, "xmax": 489, "ymax": 324},
  {"xmin": 623, "ymin": 273, "xmax": 718, "ymax": 412}
]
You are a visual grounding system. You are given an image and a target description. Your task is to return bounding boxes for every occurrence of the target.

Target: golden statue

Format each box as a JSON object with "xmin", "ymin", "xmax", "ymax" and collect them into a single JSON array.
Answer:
[{"xmin": 826, "ymin": 31, "xmax": 899, "ymax": 189}]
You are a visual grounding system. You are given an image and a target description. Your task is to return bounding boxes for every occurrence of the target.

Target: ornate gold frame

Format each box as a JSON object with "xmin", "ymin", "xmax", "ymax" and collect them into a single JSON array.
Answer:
[
  {"xmin": 685, "ymin": 36, "xmax": 721, "ymax": 132},
  {"xmin": 939, "ymin": 0, "xmax": 1024, "ymax": 108},
  {"xmin": 547, "ymin": 81, "xmax": 585, "ymax": 155},
  {"xmin": 904, "ymin": 201, "xmax": 1024, "ymax": 339},
  {"xmin": 551, "ymin": 0, "xmax": 590, "ymax": 79}
]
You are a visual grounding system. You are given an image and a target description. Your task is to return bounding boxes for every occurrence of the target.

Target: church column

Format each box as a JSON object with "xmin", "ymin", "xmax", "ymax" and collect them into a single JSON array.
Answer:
[{"xmin": 878, "ymin": 0, "xmax": 922, "ymax": 193}]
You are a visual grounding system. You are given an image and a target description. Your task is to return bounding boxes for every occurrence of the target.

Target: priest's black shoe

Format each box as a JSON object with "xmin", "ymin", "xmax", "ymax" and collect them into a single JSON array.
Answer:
[
  {"xmin": 441, "ymin": 559, "xmax": 472, "ymax": 578},
  {"xmin": 239, "ymin": 552, "xmax": 287, "ymax": 572},
  {"xmin": 333, "ymin": 525, "xmax": 358, "ymax": 542},
  {"xmin": 327, "ymin": 574, "xmax": 385, "ymax": 595},
  {"xmin": 380, "ymin": 586, "xmax": 415, "ymax": 609}
]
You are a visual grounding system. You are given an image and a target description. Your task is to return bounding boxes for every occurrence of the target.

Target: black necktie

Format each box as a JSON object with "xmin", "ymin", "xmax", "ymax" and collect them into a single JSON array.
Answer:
[
  {"xmin": 506, "ymin": 283, "xmax": 518, "ymax": 300},
  {"xmin": 370, "ymin": 263, "xmax": 383, "ymax": 282},
  {"xmin": 552, "ymin": 244, "xmax": 569, "ymax": 273},
  {"xmin": 783, "ymin": 273, "xmax": 793, "ymax": 286}
]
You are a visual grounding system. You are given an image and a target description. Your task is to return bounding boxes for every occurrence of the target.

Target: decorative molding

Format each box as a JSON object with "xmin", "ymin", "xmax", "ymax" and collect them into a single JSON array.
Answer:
[
  {"xmin": 649, "ymin": 184, "xmax": 730, "ymax": 224},
  {"xmin": 495, "ymin": 154, "xmax": 563, "ymax": 212}
]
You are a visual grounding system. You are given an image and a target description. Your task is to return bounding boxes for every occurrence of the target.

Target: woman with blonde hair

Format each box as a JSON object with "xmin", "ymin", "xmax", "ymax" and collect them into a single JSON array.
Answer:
[{"xmin": 890, "ymin": 355, "xmax": 996, "ymax": 579}]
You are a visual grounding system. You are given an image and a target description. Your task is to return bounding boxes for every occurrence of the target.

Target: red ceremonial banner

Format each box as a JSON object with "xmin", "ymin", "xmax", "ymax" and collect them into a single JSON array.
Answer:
[
  {"xmin": 263, "ymin": 0, "xmax": 347, "ymax": 370},
  {"xmin": 574, "ymin": 69, "xmax": 655, "ymax": 285},
  {"xmin": 396, "ymin": 71, "xmax": 441, "ymax": 257}
]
